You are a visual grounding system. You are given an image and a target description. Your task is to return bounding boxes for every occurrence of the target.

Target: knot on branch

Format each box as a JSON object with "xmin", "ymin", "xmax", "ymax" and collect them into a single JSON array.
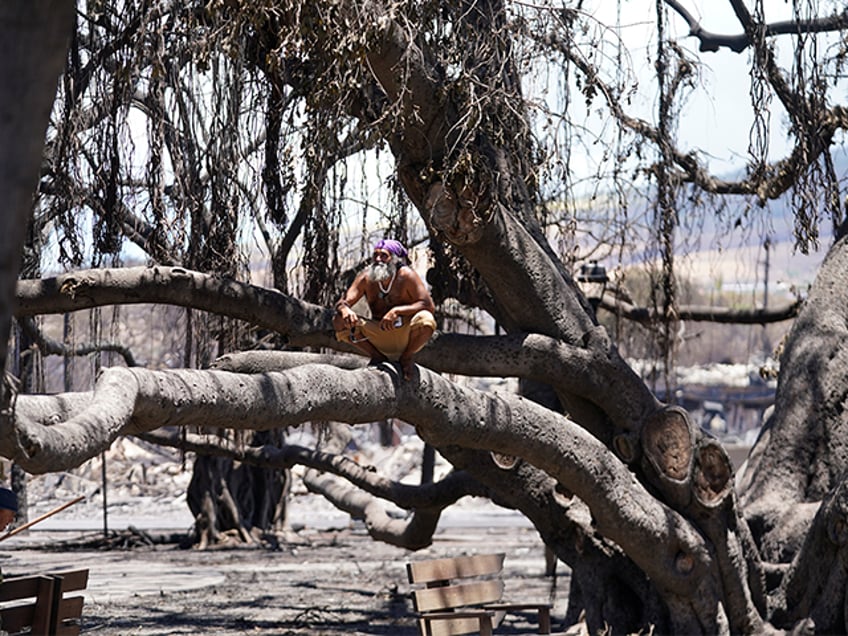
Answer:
[
  {"xmin": 613, "ymin": 431, "xmax": 639, "ymax": 464},
  {"xmin": 642, "ymin": 406, "xmax": 693, "ymax": 481},
  {"xmin": 641, "ymin": 406, "xmax": 694, "ymax": 508},
  {"xmin": 692, "ymin": 439, "xmax": 732, "ymax": 507},
  {"xmin": 59, "ymin": 277, "xmax": 81, "ymax": 298},
  {"xmin": 425, "ymin": 180, "xmax": 486, "ymax": 245}
]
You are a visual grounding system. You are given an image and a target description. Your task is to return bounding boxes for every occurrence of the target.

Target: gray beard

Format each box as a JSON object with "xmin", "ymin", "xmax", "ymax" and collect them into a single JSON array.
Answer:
[{"xmin": 367, "ymin": 261, "xmax": 397, "ymax": 284}]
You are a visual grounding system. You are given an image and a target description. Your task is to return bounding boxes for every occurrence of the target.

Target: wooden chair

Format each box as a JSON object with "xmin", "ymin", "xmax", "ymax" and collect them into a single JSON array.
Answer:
[
  {"xmin": 0, "ymin": 568, "xmax": 88, "ymax": 636},
  {"xmin": 407, "ymin": 553, "xmax": 552, "ymax": 636}
]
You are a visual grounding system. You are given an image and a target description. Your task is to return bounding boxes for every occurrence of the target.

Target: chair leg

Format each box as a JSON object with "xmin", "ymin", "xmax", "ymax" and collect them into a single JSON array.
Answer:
[
  {"xmin": 31, "ymin": 575, "xmax": 56, "ymax": 636},
  {"xmin": 538, "ymin": 606, "xmax": 552, "ymax": 633},
  {"xmin": 480, "ymin": 614, "xmax": 493, "ymax": 636}
]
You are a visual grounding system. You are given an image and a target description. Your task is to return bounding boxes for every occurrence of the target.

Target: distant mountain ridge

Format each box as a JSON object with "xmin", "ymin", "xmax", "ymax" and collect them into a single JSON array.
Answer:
[{"xmin": 597, "ymin": 149, "xmax": 846, "ymax": 292}]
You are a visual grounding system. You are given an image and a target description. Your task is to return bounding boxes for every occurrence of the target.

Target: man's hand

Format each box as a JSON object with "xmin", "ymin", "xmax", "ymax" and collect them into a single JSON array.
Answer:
[
  {"xmin": 337, "ymin": 304, "xmax": 358, "ymax": 329},
  {"xmin": 380, "ymin": 309, "xmax": 401, "ymax": 330}
]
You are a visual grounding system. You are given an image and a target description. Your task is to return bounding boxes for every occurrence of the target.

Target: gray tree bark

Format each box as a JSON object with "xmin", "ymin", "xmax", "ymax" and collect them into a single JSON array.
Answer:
[
  {"xmin": 0, "ymin": 2, "xmax": 73, "ymax": 386},
  {"xmin": 5, "ymin": 1, "xmax": 848, "ymax": 633}
]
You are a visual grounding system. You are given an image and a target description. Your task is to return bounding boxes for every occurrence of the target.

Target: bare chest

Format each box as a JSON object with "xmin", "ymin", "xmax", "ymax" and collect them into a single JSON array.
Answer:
[{"xmin": 366, "ymin": 278, "xmax": 405, "ymax": 318}]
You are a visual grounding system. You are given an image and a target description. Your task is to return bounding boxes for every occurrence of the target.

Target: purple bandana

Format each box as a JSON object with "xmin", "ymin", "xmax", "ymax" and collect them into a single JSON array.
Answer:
[{"xmin": 374, "ymin": 239, "xmax": 408, "ymax": 260}]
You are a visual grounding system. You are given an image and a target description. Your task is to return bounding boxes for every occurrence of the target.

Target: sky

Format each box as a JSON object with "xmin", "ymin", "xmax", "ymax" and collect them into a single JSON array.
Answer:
[
  {"xmin": 339, "ymin": 1, "xmax": 802, "ymax": 245},
  {"xmin": 574, "ymin": 0, "xmax": 799, "ymax": 177},
  {"xmin": 80, "ymin": 0, "xmax": 837, "ymax": 281},
  {"xmin": 550, "ymin": 0, "xmax": 837, "ymax": 301}
]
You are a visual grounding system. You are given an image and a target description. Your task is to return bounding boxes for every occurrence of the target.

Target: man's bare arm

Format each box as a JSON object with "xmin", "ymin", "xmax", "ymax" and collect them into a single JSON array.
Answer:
[
  {"xmin": 379, "ymin": 269, "xmax": 435, "ymax": 329},
  {"xmin": 335, "ymin": 274, "xmax": 368, "ymax": 328}
]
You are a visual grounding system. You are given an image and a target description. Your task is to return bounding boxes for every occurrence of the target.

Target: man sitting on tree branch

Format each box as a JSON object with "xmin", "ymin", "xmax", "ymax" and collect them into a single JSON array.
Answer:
[{"xmin": 334, "ymin": 239, "xmax": 436, "ymax": 380}]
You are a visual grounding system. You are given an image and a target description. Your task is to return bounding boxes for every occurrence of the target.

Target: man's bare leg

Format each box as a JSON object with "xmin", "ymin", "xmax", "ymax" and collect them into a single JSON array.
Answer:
[
  {"xmin": 331, "ymin": 313, "xmax": 348, "ymax": 334},
  {"xmin": 351, "ymin": 339, "xmax": 389, "ymax": 365},
  {"xmin": 333, "ymin": 314, "xmax": 388, "ymax": 364},
  {"xmin": 399, "ymin": 326, "xmax": 434, "ymax": 380}
]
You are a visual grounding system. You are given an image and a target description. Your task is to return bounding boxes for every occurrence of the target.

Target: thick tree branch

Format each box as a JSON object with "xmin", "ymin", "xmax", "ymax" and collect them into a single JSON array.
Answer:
[
  {"xmin": 138, "ymin": 428, "xmax": 487, "ymax": 550},
  {"xmin": 302, "ymin": 471, "xmax": 440, "ymax": 549},
  {"xmin": 598, "ymin": 296, "xmax": 802, "ymax": 325},
  {"xmin": 137, "ymin": 428, "xmax": 487, "ymax": 511},
  {"xmin": 215, "ymin": 331, "xmax": 659, "ymax": 444},
  {"xmin": 11, "ymin": 365, "xmax": 138, "ymax": 466},
  {"xmin": 18, "ymin": 316, "xmax": 137, "ymax": 366},
  {"xmin": 361, "ymin": 0, "xmax": 452, "ymax": 166},
  {"xmin": 9, "ymin": 363, "xmax": 714, "ymax": 605},
  {"xmin": 665, "ymin": 0, "xmax": 848, "ymax": 53},
  {"xmin": 15, "ymin": 266, "xmax": 334, "ymax": 347}
]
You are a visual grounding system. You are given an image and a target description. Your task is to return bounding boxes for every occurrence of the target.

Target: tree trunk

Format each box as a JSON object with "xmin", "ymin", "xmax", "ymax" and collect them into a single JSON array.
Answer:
[
  {"xmin": 187, "ymin": 431, "xmax": 289, "ymax": 546},
  {"xmin": 739, "ymin": 231, "xmax": 848, "ymax": 553},
  {"xmin": 735, "ymin": 232, "xmax": 848, "ymax": 631},
  {"xmin": 0, "ymin": 2, "xmax": 73, "ymax": 395},
  {"xmin": 7, "ymin": 1, "xmax": 848, "ymax": 632}
]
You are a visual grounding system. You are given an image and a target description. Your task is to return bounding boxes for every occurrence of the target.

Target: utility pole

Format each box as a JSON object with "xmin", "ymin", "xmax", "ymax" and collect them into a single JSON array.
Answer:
[
  {"xmin": 761, "ymin": 237, "xmax": 771, "ymax": 357},
  {"xmin": 762, "ymin": 237, "xmax": 770, "ymax": 310}
]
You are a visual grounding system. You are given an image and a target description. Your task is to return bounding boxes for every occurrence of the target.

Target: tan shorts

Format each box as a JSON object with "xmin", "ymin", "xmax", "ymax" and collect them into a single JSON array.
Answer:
[{"xmin": 336, "ymin": 310, "xmax": 436, "ymax": 360}]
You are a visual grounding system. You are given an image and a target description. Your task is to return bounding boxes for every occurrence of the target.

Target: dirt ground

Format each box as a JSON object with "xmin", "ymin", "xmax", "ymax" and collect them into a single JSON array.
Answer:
[
  {"xmin": 1, "ymin": 523, "xmax": 571, "ymax": 635},
  {"xmin": 3, "ymin": 437, "xmax": 576, "ymax": 634}
]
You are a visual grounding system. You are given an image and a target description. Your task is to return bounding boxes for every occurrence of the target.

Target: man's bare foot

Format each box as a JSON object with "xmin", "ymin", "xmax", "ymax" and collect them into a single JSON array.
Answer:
[{"xmin": 400, "ymin": 356, "xmax": 415, "ymax": 381}]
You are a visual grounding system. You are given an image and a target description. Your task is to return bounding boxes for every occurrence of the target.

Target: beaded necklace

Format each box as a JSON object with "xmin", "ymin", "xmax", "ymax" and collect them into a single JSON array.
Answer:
[{"xmin": 378, "ymin": 269, "xmax": 397, "ymax": 298}]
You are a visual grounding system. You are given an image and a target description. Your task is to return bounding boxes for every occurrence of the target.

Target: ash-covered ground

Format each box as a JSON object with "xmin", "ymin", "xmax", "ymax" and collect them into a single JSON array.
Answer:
[{"xmin": 2, "ymin": 427, "xmax": 574, "ymax": 634}]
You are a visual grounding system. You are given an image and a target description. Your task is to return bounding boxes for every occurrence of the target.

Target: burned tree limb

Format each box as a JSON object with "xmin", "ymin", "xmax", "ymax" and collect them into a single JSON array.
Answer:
[
  {"xmin": 9, "ymin": 362, "xmax": 715, "ymax": 617},
  {"xmin": 598, "ymin": 297, "xmax": 802, "ymax": 325},
  {"xmin": 303, "ymin": 470, "xmax": 441, "ymax": 550},
  {"xmin": 18, "ymin": 316, "xmax": 137, "ymax": 366},
  {"xmin": 664, "ymin": 0, "xmax": 848, "ymax": 53},
  {"xmin": 138, "ymin": 428, "xmax": 488, "ymax": 512},
  {"xmin": 15, "ymin": 266, "xmax": 334, "ymax": 347}
]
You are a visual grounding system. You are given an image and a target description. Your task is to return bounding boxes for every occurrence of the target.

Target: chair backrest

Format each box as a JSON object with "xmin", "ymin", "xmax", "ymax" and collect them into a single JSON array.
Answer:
[
  {"xmin": 407, "ymin": 553, "xmax": 506, "ymax": 635},
  {"xmin": 0, "ymin": 573, "xmax": 56, "ymax": 635},
  {"xmin": 52, "ymin": 569, "xmax": 89, "ymax": 636},
  {"xmin": 0, "ymin": 568, "xmax": 88, "ymax": 636},
  {"xmin": 407, "ymin": 553, "xmax": 505, "ymax": 586}
]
